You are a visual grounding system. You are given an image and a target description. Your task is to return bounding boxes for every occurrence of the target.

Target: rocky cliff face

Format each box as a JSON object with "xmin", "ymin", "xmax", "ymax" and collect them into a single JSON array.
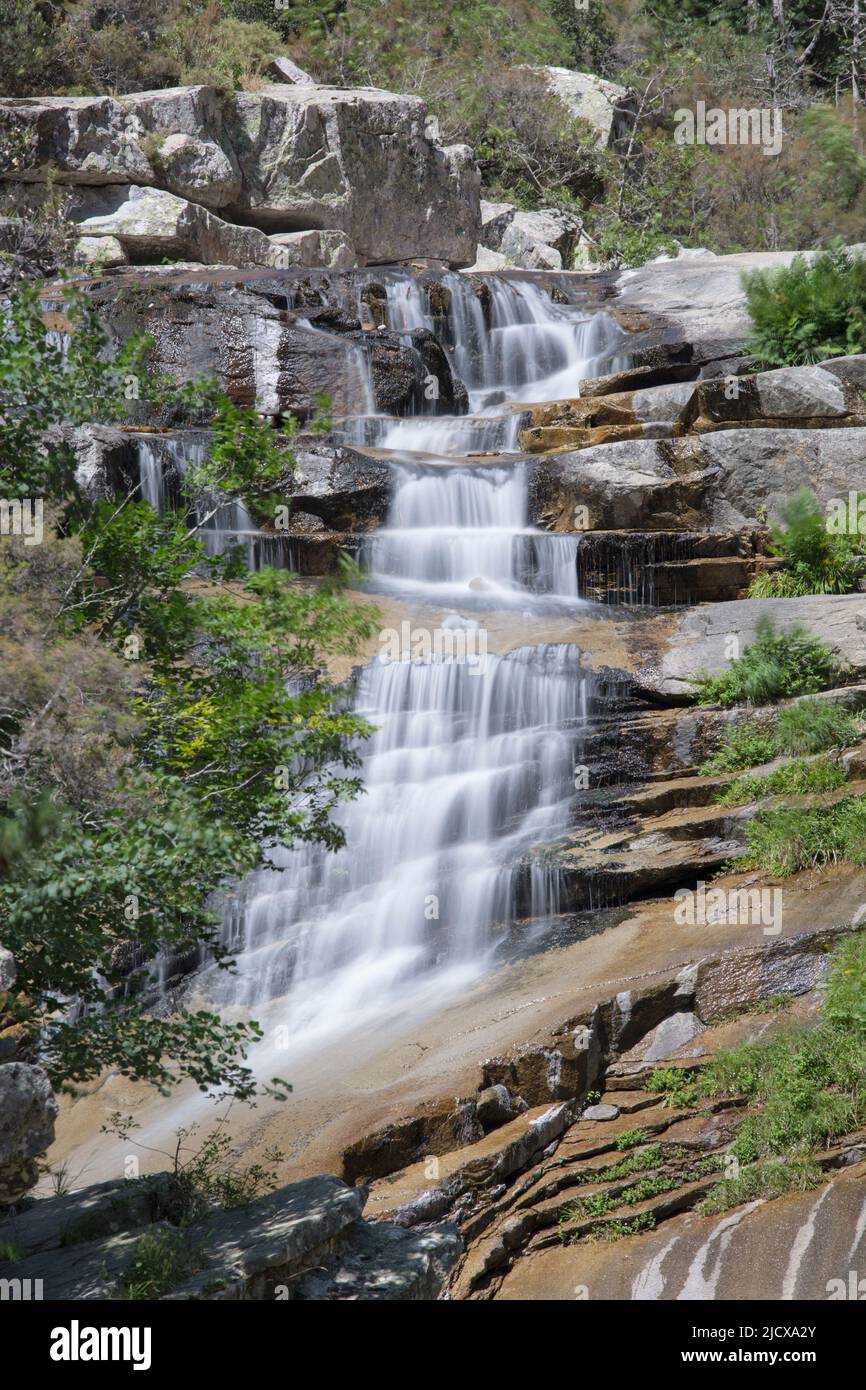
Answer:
[
  {"xmin": 0, "ymin": 949, "xmax": 58, "ymax": 1204},
  {"xmin": 0, "ymin": 83, "xmax": 481, "ymax": 268}
]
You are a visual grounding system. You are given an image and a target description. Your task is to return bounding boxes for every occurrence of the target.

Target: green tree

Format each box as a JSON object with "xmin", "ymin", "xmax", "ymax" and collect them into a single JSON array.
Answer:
[{"xmin": 0, "ymin": 279, "xmax": 378, "ymax": 1101}]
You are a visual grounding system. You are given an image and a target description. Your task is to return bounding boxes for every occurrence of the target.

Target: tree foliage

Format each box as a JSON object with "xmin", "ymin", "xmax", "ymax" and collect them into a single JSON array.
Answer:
[{"xmin": 0, "ymin": 281, "xmax": 378, "ymax": 1099}]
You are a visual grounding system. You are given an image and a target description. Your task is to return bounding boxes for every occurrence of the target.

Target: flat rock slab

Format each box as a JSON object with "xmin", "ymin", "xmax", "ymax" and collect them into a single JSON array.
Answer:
[
  {"xmin": 0, "ymin": 1172, "xmax": 460, "ymax": 1301},
  {"xmin": 581, "ymin": 1104, "xmax": 620, "ymax": 1122},
  {"xmin": 612, "ymin": 248, "xmax": 809, "ymax": 346},
  {"xmin": 495, "ymin": 1164, "xmax": 866, "ymax": 1300},
  {"xmin": 635, "ymin": 593, "xmax": 866, "ymax": 700}
]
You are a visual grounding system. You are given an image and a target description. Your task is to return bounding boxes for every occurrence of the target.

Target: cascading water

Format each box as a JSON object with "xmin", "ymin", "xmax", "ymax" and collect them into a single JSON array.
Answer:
[
  {"xmin": 345, "ymin": 270, "xmax": 627, "ymax": 454},
  {"xmin": 136, "ymin": 435, "xmax": 297, "ymax": 570},
  {"xmin": 364, "ymin": 461, "xmax": 580, "ymax": 606},
  {"xmin": 212, "ymin": 643, "xmax": 591, "ymax": 1063},
  {"xmin": 188, "ymin": 272, "xmax": 629, "ymax": 1069}
]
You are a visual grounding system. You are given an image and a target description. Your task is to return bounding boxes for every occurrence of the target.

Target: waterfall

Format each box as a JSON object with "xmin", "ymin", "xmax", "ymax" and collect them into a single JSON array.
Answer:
[
  {"xmin": 184, "ymin": 271, "xmax": 629, "ymax": 1067},
  {"xmin": 136, "ymin": 433, "xmax": 282, "ymax": 570},
  {"xmin": 364, "ymin": 461, "xmax": 579, "ymax": 607},
  {"xmin": 206, "ymin": 642, "xmax": 592, "ymax": 1063}
]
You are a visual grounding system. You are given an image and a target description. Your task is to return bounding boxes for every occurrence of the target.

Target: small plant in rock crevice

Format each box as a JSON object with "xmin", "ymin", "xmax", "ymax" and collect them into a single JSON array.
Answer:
[
  {"xmin": 713, "ymin": 755, "xmax": 847, "ymax": 807},
  {"xmin": 116, "ymin": 1229, "xmax": 206, "ymax": 1300},
  {"xmin": 748, "ymin": 488, "xmax": 860, "ymax": 598},
  {"xmin": 697, "ymin": 1160, "xmax": 822, "ymax": 1215},
  {"xmin": 694, "ymin": 619, "xmax": 844, "ymax": 708},
  {"xmin": 645, "ymin": 1067, "xmax": 700, "ymax": 1109}
]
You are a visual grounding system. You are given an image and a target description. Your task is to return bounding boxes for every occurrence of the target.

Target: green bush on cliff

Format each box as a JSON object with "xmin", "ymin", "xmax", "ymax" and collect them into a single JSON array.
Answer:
[
  {"xmin": 699, "ymin": 721, "xmax": 778, "ymax": 774},
  {"xmin": 774, "ymin": 698, "xmax": 862, "ymax": 757},
  {"xmin": 694, "ymin": 619, "xmax": 842, "ymax": 708},
  {"xmin": 701, "ymin": 700, "xmax": 861, "ymax": 774},
  {"xmin": 744, "ymin": 241, "xmax": 866, "ymax": 367},
  {"xmin": 738, "ymin": 796, "xmax": 866, "ymax": 876},
  {"xmin": 748, "ymin": 489, "xmax": 859, "ymax": 598}
]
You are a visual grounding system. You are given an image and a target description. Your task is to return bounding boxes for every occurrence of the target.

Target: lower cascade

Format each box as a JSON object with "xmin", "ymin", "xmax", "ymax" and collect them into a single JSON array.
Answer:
[{"xmin": 189, "ymin": 275, "xmax": 626, "ymax": 1064}]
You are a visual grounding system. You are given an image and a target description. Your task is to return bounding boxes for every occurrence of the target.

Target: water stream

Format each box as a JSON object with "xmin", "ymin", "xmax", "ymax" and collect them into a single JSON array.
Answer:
[{"xmin": 145, "ymin": 273, "xmax": 628, "ymax": 1067}]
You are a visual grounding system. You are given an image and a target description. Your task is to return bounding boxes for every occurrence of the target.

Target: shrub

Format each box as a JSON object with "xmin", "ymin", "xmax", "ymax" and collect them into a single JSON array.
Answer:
[
  {"xmin": 748, "ymin": 488, "xmax": 859, "ymax": 598},
  {"xmin": 162, "ymin": 12, "xmax": 282, "ymax": 89},
  {"xmin": 694, "ymin": 619, "xmax": 842, "ymax": 708},
  {"xmin": 614, "ymin": 1128, "xmax": 649, "ymax": 1151},
  {"xmin": 739, "ymin": 796, "xmax": 866, "ymax": 875},
  {"xmin": 0, "ymin": 0, "xmax": 58, "ymax": 96},
  {"xmin": 645, "ymin": 1067, "xmax": 699, "ymax": 1109},
  {"xmin": 714, "ymin": 755, "xmax": 847, "ymax": 807},
  {"xmin": 824, "ymin": 928, "xmax": 866, "ymax": 1030},
  {"xmin": 774, "ymin": 698, "xmax": 861, "ymax": 757},
  {"xmin": 595, "ymin": 1213, "xmax": 656, "ymax": 1241},
  {"xmin": 53, "ymin": 0, "xmax": 184, "ymax": 94},
  {"xmin": 699, "ymin": 720, "xmax": 777, "ymax": 774},
  {"xmin": 743, "ymin": 240, "xmax": 866, "ymax": 366}
]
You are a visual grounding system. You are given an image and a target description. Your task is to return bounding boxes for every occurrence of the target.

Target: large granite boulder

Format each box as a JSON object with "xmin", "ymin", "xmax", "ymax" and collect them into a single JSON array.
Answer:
[
  {"xmin": 0, "ymin": 1061, "xmax": 58, "ymax": 1203},
  {"xmin": 637, "ymin": 594, "xmax": 866, "ymax": 700},
  {"xmin": 0, "ymin": 84, "xmax": 481, "ymax": 267},
  {"xmin": 526, "ymin": 67, "xmax": 637, "ymax": 148},
  {"xmin": 692, "ymin": 356, "xmax": 866, "ymax": 431},
  {"xmin": 530, "ymin": 437, "xmax": 711, "ymax": 532},
  {"xmin": 222, "ymin": 86, "xmax": 480, "ymax": 264},
  {"xmin": 692, "ymin": 427, "xmax": 866, "ymax": 528},
  {"xmin": 66, "ymin": 185, "xmax": 288, "ymax": 268},
  {"xmin": 67, "ymin": 185, "xmax": 356, "ymax": 269},
  {"xmin": 476, "ymin": 200, "xmax": 583, "ymax": 271},
  {"xmin": 289, "ymin": 442, "xmax": 393, "ymax": 529},
  {"xmin": 531, "ymin": 425, "xmax": 866, "ymax": 532}
]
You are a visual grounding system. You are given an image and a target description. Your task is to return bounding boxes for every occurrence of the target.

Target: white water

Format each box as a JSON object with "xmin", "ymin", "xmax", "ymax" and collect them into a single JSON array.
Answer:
[
  {"xmin": 143, "ymin": 273, "xmax": 628, "ymax": 1068},
  {"xmin": 209, "ymin": 642, "xmax": 591, "ymax": 1066},
  {"xmin": 365, "ymin": 461, "xmax": 580, "ymax": 608},
  {"xmin": 193, "ymin": 274, "xmax": 626, "ymax": 1067},
  {"xmin": 136, "ymin": 435, "xmax": 295, "ymax": 570}
]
